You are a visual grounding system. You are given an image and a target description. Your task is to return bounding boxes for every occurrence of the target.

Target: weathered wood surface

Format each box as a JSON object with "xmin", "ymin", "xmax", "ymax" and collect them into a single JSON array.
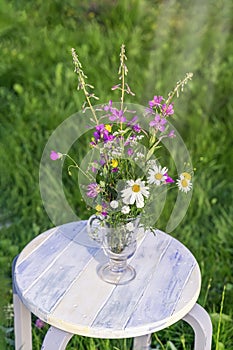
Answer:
[{"xmin": 14, "ymin": 221, "xmax": 201, "ymax": 339}]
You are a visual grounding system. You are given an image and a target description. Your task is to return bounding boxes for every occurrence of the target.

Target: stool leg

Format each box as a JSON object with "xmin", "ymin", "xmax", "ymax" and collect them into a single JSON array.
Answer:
[
  {"xmin": 182, "ymin": 303, "xmax": 212, "ymax": 350},
  {"xmin": 13, "ymin": 256, "xmax": 32, "ymax": 350},
  {"xmin": 13, "ymin": 293, "xmax": 32, "ymax": 350},
  {"xmin": 41, "ymin": 326, "xmax": 73, "ymax": 350},
  {"xmin": 133, "ymin": 334, "xmax": 151, "ymax": 350}
]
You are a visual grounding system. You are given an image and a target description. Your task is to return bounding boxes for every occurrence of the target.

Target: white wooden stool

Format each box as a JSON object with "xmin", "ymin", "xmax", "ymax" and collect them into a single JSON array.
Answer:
[{"xmin": 13, "ymin": 221, "xmax": 212, "ymax": 350}]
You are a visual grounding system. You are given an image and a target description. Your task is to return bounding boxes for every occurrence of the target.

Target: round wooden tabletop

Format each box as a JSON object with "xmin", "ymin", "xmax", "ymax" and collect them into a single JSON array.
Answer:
[{"xmin": 14, "ymin": 221, "xmax": 201, "ymax": 339}]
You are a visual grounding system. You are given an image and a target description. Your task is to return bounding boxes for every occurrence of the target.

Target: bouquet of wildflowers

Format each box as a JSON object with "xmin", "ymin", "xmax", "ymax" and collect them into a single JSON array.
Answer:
[{"xmin": 50, "ymin": 45, "xmax": 193, "ymax": 230}]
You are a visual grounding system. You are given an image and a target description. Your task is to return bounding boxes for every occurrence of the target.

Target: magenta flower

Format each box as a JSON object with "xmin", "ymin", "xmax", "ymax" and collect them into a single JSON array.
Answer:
[
  {"xmin": 162, "ymin": 103, "xmax": 174, "ymax": 116},
  {"xmin": 93, "ymin": 124, "xmax": 114, "ymax": 143},
  {"xmin": 149, "ymin": 115, "xmax": 167, "ymax": 132},
  {"xmin": 86, "ymin": 183, "xmax": 100, "ymax": 198},
  {"xmin": 149, "ymin": 95, "xmax": 164, "ymax": 108},
  {"xmin": 165, "ymin": 173, "xmax": 175, "ymax": 183},
  {"xmin": 35, "ymin": 318, "xmax": 45, "ymax": 329},
  {"xmin": 132, "ymin": 124, "xmax": 141, "ymax": 133},
  {"xmin": 50, "ymin": 150, "xmax": 62, "ymax": 160},
  {"xmin": 111, "ymin": 167, "xmax": 119, "ymax": 173}
]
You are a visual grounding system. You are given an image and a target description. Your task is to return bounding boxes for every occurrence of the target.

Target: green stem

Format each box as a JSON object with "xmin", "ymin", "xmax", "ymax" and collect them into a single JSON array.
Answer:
[{"xmin": 64, "ymin": 153, "xmax": 94, "ymax": 181}]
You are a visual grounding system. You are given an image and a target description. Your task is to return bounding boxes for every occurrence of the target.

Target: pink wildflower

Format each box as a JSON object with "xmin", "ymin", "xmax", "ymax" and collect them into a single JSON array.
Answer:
[
  {"xmin": 35, "ymin": 318, "xmax": 45, "ymax": 329},
  {"xmin": 86, "ymin": 183, "xmax": 100, "ymax": 198},
  {"xmin": 149, "ymin": 96, "xmax": 164, "ymax": 108},
  {"xmin": 50, "ymin": 150, "xmax": 62, "ymax": 160}
]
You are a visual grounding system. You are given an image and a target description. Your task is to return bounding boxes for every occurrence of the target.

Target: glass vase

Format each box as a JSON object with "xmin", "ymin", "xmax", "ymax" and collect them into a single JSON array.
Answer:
[{"xmin": 87, "ymin": 215, "xmax": 140, "ymax": 285}]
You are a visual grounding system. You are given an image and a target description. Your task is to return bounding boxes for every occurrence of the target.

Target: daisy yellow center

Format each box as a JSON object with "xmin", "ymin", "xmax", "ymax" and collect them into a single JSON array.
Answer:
[
  {"xmin": 154, "ymin": 173, "xmax": 163, "ymax": 180},
  {"xmin": 181, "ymin": 172, "xmax": 191, "ymax": 180},
  {"xmin": 111, "ymin": 159, "xmax": 118, "ymax": 167},
  {"xmin": 181, "ymin": 179, "xmax": 188, "ymax": 187},
  {"xmin": 132, "ymin": 184, "xmax": 140, "ymax": 192}
]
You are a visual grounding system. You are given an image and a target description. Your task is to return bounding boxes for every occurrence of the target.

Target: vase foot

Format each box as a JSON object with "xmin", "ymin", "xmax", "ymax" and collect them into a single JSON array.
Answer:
[{"xmin": 97, "ymin": 263, "xmax": 136, "ymax": 285}]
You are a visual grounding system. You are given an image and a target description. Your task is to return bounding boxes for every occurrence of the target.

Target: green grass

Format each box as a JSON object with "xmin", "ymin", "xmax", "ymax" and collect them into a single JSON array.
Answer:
[{"xmin": 1, "ymin": 0, "xmax": 233, "ymax": 348}]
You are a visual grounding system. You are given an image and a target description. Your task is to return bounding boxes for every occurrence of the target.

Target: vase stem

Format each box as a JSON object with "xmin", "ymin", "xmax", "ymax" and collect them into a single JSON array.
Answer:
[{"xmin": 109, "ymin": 258, "xmax": 127, "ymax": 273}]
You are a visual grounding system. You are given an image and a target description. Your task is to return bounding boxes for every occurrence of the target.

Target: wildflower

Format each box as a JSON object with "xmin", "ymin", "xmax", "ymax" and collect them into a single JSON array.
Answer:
[
  {"xmin": 127, "ymin": 148, "xmax": 134, "ymax": 156},
  {"xmin": 121, "ymin": 179, "xmax": 149, "ymax": 208},
  {"xmin": 50, "ymin": 150, "xmax": 62, "ymax": 160},
  {"xmin": 110, "ymin": 200, "xmax": 119, "ymax": 209},
  {"xmin": 132, "ymin": 124, "xmax": 141, "ymax": 133},
  {"xmin": 109, "ymin": 108, "xmax": 126, "ymax": 123},
  {"xmin": 165, "ymin": 173, "xmax": 175, "ymax": 183},
  {"xmin": 149, "ymin": 115, "xmax": 167, "ymax": 132},
  {"xmin": 168, "ymin": 130, "xmax": 176, "ymax": 138},
  {"xmin": 162, "ymin": 103, "xmax": 174, "ymax": 116},
  {"xmin": 103, "ymin": 100, "xmax": 113, "ymax": 111},
  {"xmin": 111, "ymin": 159, "xmax": 118, "ymax": 168},
  {"xmin": 176, "ymin": 173, "xmax": 192, "ymax": 193},
  {"xmin": 95, "ymin": 204, "xmax": 102, "ymax": 212},
  {"xmin": 127, "ymin": 115, "xmax": 138, "ymax": 126},
  {"xmin": 35, "ymin": 318, "xmax": 45, "ymax": 329},
  {"xmin": 121, "ymin": 205, "xmax": 130, "ymax": 214},
  {"xmin": 149, "ymin": 95, "xmax": 164, "ymax": 108},
  {"xmin": 105, "ymin": 124, "xmax": 112, "ymax": 132},
  {"xmin": 86, "ymin": 183, "xmax": 100, "ymax": 198},
  {"xmin": 147, "ymin": 165, "xmax": 168, "ymax": 185},
  {"xmin": 111, "ymin": 167, "xmax": 119, "ymax": 173},
  {"xmin": 93, "ymin": 124, "xmax": 114, "ymax": 143}
]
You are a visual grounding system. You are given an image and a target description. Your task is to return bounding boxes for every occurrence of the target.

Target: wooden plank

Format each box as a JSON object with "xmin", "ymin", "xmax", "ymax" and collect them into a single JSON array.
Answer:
[
  {"xmin": 15, "ymin": 222, "xmax": 86, "ymax": 291},
  {"xmin": 48, "ymin": 249, "xmax": 116, "ymax": 335},
  {"xmin": 90, "ymin": 231, "xmax": 172, "ymax": 331},
  {"xmin": 21, "ymin": 240, "xmax": 100, "ymax": 315},
  {"xmin": 125, "ymin": 236, "xmax": 196, "ymax": 330}
]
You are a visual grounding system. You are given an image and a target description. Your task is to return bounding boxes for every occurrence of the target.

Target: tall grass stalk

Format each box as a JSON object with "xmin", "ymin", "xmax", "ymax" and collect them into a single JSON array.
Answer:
[{"xmin": 215, "ymin": 285, "xmax": 226, "ymax": 350}]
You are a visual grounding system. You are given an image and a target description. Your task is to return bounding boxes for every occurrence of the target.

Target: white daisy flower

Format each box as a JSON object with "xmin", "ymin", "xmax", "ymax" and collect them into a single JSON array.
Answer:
[
  {"xmin": 110, "ymin": 200, "xmax": 119, "ymax": 209},
  {"xmin": 147, "ymin": 165, "xmax": 168, "ymax": 185},
  {"xmin": 177, "ymin": 173, "xmax": 192, "ymax": 193},
  {"xmin": 121, "ymin": 179, "xmax": 149, "ymax": 209},
  {"xmin": 121, "ymin": 205, "xmax": 130, "ymax": 214}
]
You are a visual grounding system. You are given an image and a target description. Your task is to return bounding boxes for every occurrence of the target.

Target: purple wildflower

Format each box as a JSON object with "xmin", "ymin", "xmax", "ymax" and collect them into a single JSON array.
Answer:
[
  {"xmin": 111, "ymin": 167, "xmax": 119, "ymax": 173},
  {"xmin": 168, "ymin": 130, "xmax": 176, "ymax": 138},
  {"xmin": 109, "ymin": 108, "xmax": 126, "ymax": 123},
  {"xmin": 165, "ymin": 173, "xmax": 175, "ymax": 183},
  {"xmin": 93, "ymin": 124, "xmax": 114, "ymax": 143},
  {"xmin": 100, "ymin": 158, "xmax": 106, "ymax": 166},
  {"xmin": 50, "ymin": 150, "xmax": 62, "ymax": 161},
  {"xmin": 149, "ymin": 96, "xmax": 164, "ymax": 108},
  {"xmin": 149, "ymin": 115, "xmax": 167, "ymax": 132},
  {"xmin": 103, "ymin": 100, "xmax": 113, "ymax": 111},
  {"xmin": 127, "ymin": 115, "xmax": 138, "ymax": 126},
  {"xmin": 132, "ymin": 124, "xmax": 141, "ymax": 133},
  {"xmin": 162, "ymin": 103, "xmax": 174, "ymax": 116},
  {"xmin": 35, "ymin": 319, "xmax": 45, "ymax": 329},
  {"xmin": 86, "ymin": 183, "xmax": 100, "ymax": 198},
  {"xmin": 127, "ymin": 148, "xmax": 134, "ymax": 156}
]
